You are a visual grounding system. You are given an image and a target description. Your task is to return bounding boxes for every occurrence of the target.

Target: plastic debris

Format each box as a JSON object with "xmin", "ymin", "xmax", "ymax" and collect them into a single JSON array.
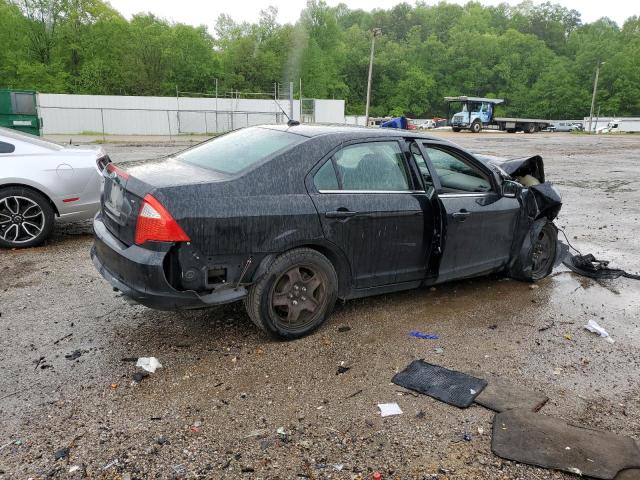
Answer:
[
  {"xmin": 434, "ymin": 347, "xmax": 444, "ymax": 354},
  {"xmin": 463, "ymin": 433, "xmax": 472, "ymax": 441},
  {"xmin": 136, "ymin": 357, "xmax": 162, "ymax": 373},
  {"xmin": 65, "ymin": 350, "xmax": 82, "ymax": 361},
  {"xmin": 584, "ymin": 320, "xmax": 615, "ymax": 343},
  {"xmin": 69, "ymin": 466, "xmax": 80, "ymax": 473},
  {"xmin": 373, "ymin": 472, "xmax": 382, "ymax": 480},
  {"xmin": 337, "ymin": 325, "xmax": 351, "ymax": 332},
  {"xmin": 409, "ymin": 331, "xmax": 439, "ymax": 340},
  {"xmin": 378, "ymin": 403, "xmax": 403, "ymax": 417},
  {"xmin": 132, "ymin": 371, "xmax": 149, "ymax": 383}
]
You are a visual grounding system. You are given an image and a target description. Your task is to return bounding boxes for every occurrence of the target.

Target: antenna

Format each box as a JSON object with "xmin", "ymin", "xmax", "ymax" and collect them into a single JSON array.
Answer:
[{"xmin": 273, "ymin": 97, "xmax": 291, "ymax": 122}]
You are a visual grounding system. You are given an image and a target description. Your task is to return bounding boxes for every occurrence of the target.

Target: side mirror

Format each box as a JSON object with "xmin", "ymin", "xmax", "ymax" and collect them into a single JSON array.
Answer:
[{"xmin": 502, "ymin": 180, "xmax": 521, "ymax": 198}]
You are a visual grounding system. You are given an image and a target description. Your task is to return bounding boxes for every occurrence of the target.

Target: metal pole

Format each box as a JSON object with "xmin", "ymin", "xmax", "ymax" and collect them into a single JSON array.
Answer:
[
  {"xmin": 299, "ymin": 78, "xmax": 303, "ymax": 122},
  {"xmin": 204, "ymin": 111, "xmax": 208, "ymax": 135},
  {"xmin": 167, "ymin": 110, "xmax": 172, "ymax": 141},
  {"xmin": 274, "ymin": 82, "xmax": 278, "ymax": 123},
  {"xmin": 289, "ymin": 82, "xmax": 294, "ymax": 120},
  {"xmin": 100, "ymin": 108, "xmax": 105, "ymax": 142},
  {"xmin": 176, "ymin": 85, "xmax": 181, "ymax": 134},
  {"xmin": 588, "ymin": 62, "xmax": 603, "ymax": 134},
  {"xmin": 365, "ymin": 28, "xmax": 381, "ymax": 127}
]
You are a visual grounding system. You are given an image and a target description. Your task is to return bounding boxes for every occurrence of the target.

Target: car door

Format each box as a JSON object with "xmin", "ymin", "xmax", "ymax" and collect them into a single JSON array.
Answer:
[
  {"xmin": 417, "ymin": 142, "xmax": 521, "ymax": 282},
  {"xmin": 307, "ymin": 139, "xmax": 434, "ymax": 289}
]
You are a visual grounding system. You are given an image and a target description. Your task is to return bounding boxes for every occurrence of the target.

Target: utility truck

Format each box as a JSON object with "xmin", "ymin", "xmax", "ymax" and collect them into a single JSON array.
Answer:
[{"xmin": 445, "ymin": 96, "xmax": 550, "ymax": 133}]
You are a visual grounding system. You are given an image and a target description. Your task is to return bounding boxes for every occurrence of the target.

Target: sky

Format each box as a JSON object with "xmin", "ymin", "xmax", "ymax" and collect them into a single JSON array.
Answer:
[{"xmin": 106, "ymin": 0, "xmax": 637, "ymax": 30}]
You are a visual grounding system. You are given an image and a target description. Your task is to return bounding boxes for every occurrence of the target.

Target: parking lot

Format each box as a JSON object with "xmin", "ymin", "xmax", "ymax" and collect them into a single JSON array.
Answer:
[{"xmin": 1, "ymin": 131, "xmax": 640, "ymax": 479}]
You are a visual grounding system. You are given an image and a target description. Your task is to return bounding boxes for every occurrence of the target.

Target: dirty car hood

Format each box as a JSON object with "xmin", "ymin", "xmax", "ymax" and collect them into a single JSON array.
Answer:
[{"xmin": 475, "ymin": 154, "xmax": 545, "ymax": 183}]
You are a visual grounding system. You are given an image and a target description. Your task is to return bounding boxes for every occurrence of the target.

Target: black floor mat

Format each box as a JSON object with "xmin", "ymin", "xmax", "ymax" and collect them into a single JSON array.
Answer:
[
  {"xmin": 392, "ymin": 360, "xmax": 487, "ymax": 408},
  {"xmin": 492, "ymin": 410, "xmax": 640, "ymax": 479}
]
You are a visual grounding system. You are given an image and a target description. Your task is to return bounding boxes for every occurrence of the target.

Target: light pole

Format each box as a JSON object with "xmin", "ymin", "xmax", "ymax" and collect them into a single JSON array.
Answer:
[
  {"xmin": 588, "ymin": 61, "xmax": 605, "ymax": 133},
  {"xmin": 365, "ymin": 28, "xmax": 382, "ymax": 127}
]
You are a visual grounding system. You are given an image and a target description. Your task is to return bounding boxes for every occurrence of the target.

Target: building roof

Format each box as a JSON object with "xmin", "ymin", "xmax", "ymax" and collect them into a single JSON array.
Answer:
[{"xmin": 444, "ymin": 96, "xmax": 505, "ymax": 104}]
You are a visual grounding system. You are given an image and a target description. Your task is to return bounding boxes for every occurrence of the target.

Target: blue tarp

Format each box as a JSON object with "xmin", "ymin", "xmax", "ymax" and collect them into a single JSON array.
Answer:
[{"xmin": 381, "ymin": 116, "xmax": 408, "ymax": 129}]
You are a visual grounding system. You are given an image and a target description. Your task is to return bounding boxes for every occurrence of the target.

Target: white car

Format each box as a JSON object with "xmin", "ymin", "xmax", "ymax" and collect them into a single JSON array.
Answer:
[{"xmin": 0, "ymin": 127, "xmax": 109, "ymax": 248}]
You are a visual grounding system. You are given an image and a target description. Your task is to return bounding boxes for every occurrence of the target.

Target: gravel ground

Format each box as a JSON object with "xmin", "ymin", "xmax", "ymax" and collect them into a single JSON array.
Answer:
[{"xmin": 1, "ymin": 131, "xmax": 639, "ymax": 479}]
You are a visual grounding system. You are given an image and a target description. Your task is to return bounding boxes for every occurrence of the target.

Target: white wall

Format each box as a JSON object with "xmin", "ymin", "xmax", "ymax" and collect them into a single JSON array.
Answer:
[
  {"xmin": 313, "ymin": 99, "xmax": 346, "ymax": 124},
  {"xmin": 36, "ymin": 93, "xmax": 338, "ymax": 135},
  {"xmin": 344, "ymin": 115, "xmax": 367, "ymax": 126}
]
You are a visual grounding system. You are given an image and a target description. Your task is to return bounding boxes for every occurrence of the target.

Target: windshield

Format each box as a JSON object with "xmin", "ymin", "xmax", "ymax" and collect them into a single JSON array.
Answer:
[{"xmin": 177, "ymin": 127, "xmax": 304, "ymax": 174}]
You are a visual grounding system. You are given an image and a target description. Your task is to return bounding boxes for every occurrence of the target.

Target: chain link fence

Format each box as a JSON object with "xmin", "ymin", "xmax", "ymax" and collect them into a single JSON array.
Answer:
[{"xmin": 39, "ymin": 106, "xmax": 293, "ymax": 140}]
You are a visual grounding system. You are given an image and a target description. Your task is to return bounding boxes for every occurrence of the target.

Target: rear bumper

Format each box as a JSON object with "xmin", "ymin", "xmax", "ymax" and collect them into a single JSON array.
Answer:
[{"xmin": 91, "ymin": 213, "xmax": 246, "ymax": 310}]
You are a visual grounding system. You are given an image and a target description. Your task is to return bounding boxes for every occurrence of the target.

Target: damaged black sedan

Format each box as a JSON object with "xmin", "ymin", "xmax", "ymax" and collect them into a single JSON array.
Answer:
[{"xmin": 91, "ymin": 125, "xmax": 562, "ymax": 339}]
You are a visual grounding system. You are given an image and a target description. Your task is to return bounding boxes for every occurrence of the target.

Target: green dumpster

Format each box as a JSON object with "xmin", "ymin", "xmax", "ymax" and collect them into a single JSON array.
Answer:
[{"xmin": 0, "ymin": 89, "xmax": 42, "ymax": 136}]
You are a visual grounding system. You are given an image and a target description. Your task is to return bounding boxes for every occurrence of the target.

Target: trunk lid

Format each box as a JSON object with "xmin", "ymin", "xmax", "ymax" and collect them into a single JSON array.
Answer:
[{"xmin": 101, "ymin": 157, "xmax": 228, "ymax": 245}]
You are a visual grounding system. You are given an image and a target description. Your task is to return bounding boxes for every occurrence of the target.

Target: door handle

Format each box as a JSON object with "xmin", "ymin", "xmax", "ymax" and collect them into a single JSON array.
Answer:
[
  {"xmin": 325, "ymin": 210, "xmax": 358, "ymax": 218},
  {"xmin": 452, "ymin": 210, "xmax": 471, "ymax": 221}
]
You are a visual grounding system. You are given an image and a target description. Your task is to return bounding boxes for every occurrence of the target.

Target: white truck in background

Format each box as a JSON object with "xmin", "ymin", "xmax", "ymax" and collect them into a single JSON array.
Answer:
[{"xmin": 445, "ymin": 96, "xmax": 551, "ymax": 133}]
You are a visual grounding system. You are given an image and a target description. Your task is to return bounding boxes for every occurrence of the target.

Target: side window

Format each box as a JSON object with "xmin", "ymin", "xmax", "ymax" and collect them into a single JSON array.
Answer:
[
  {"xmin": 410, "ymin": 142, "xmax": 434, "ymax": 190},
  {"xmin": 424, "ymin": 145, "xmax": 491, "ymax": 193},
  {"xmin": 314, "ymin": 160, "xmax": 339, "ymax": 191},
  {"xmin": 0, "ymin": 141, "xmax": 15, "ymax": 154},
  {"xmin": 334, "ymin": 141, "xmax": 410, "ymax": 191}
]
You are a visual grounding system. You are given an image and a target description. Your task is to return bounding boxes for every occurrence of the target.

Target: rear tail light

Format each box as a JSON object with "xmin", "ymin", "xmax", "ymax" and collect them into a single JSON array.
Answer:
[{"xmin": 135, "ymin": 194, "xmax": 190, "ymax": 245}]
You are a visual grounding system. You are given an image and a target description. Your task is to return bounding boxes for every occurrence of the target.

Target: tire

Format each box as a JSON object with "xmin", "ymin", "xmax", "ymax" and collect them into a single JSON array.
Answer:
[
  {"xmin": 0, "ymin": 186, "xmax": 55, "ymax": 248},
  {"xmin": 470, "ymin": 121, "xmax": 482, "ymax": 133},
  {"xmin": 530, "ymin": 222, "xmax": 557, "ymax": 281},
  {"xmin": 452, "ymin": 127, "xmax": 461, "ymax": 132},
  {"xmin": 525, "ymin": 123, "xmax": 537, "ymax": 134},
  {"xmin": 244, "ymin": 248, "xmax": 338, "ymax": 340},
  {"xmin": 506, "ymin": 129, "xmax": 516, "ymax": 133}
]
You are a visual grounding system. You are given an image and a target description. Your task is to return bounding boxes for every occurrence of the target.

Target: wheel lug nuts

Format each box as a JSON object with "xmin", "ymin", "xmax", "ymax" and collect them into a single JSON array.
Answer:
[
  {"xmin": 301, "ymin": 287, "xmax": 306, "ymax": 292},
  {"xmin": 292, "ymin": 300, "xmax": 298, "ymax": 305},
  {"xmin": 301, "ymin": 296, "xmax": 306, "ymax": 301}
]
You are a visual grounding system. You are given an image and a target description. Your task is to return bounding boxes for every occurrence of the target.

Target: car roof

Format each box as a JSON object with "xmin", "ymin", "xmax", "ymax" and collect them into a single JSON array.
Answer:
[{"xmin": 260, "ymin": 123, "xmax": 446, "ymax": 142}]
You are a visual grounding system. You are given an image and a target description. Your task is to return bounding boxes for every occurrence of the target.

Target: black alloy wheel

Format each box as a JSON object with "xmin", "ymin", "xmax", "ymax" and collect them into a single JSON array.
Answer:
[{"xmin": 530, "ymin": 222, "xmax": 557, "ymax": 280}]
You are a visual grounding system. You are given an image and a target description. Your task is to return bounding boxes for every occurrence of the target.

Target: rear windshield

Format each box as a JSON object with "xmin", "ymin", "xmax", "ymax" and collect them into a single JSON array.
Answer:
[{"xmin": 177, "ymin": 127, "xmax": 304, "ymax": 174}]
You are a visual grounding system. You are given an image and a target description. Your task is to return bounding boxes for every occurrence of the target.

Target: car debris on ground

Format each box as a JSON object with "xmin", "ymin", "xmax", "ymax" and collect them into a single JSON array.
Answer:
[{"xmin": 391, "ymin": 361, "xmax": 640, "ymax": 479}]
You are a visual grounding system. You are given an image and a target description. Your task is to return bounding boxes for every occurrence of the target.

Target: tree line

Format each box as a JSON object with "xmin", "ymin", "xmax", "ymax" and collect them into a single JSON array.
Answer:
[{"xmin": 1, "ymin": 0, "xmax": 639, "ymax": 119}]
